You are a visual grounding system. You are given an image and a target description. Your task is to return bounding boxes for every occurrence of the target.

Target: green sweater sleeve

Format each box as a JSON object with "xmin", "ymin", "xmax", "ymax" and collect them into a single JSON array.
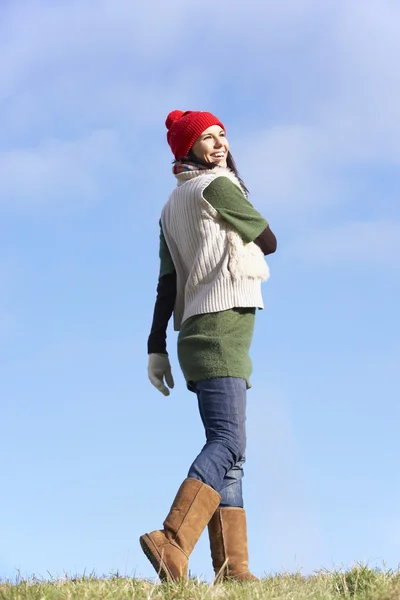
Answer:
[
  {"xmin": 203, "ymin": 176, "xmax": 268, "ymax": 243},
  {"xmin": 158, "ymin": 221, "xmax": 175, "ymax": 278}
]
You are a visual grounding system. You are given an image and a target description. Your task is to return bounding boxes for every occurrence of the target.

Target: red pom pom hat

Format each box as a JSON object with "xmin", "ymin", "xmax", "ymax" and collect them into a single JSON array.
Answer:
[{"xmin": 166, "ymin": 110, "xmax": 225, "ymax": 159}]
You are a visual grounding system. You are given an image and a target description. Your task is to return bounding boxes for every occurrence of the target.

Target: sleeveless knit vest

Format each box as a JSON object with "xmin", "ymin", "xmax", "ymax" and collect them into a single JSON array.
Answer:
[{"xmin": 161, "ymin": 167, "xmax": 270, "ymax": 331}]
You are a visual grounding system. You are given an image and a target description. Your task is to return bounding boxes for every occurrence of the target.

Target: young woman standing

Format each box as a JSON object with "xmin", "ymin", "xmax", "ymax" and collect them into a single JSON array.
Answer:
[{"xmin": 140, "ymin": 110, "xmax": 277, "ymax": 582}]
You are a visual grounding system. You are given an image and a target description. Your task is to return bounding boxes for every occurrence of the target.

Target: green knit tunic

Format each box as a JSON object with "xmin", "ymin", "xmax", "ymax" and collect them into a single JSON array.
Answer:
[{"xmin": 159, "ymin": 175, "xmax": 268, "ymax": 389}]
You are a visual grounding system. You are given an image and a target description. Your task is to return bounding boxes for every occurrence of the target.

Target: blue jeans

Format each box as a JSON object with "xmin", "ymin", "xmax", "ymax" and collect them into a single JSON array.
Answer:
[{"xmin": 187, "ymin": 377, "xmax": 247, "ymax": 508}]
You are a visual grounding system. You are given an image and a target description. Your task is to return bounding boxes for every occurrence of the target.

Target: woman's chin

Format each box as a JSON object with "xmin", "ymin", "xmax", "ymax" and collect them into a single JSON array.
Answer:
[{"xmin": 214, "ymin": 159, "xmax": 227, "ymax": 168}]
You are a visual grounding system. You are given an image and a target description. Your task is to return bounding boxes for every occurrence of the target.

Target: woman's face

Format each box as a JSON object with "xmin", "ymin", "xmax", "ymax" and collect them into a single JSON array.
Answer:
[{"xmin": 191, "ymin": 125, "xmax": 229, "ymax": 167}]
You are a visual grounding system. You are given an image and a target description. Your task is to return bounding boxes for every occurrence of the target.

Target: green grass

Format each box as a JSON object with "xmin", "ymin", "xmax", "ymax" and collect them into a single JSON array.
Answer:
[{"xmin": 1, "ymin": 566, "xmax": 399, "ymax": 600}]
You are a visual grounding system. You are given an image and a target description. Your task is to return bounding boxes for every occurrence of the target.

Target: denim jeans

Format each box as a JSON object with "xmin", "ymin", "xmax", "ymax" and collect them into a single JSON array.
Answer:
[{"xmin": 187, "ymin": 377, "xmax": 247, "ymax": 508}]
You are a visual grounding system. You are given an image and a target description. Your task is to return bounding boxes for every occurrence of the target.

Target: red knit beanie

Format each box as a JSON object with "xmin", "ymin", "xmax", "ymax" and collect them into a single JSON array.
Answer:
[{"xmin": 166, "ymin": 110, "xmax": 225, "ymax": 159}]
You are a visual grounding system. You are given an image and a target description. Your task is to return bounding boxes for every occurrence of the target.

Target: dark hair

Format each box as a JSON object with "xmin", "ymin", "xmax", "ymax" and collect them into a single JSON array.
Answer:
[{"xmin": 175, "ymin": 150, "xmax": 249, "ymax": 197}]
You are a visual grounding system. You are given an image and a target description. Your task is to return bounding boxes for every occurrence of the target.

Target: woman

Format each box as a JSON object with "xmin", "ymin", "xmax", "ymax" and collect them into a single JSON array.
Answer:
[{"xmin": 140, "ymin": 110, "xmax": 277, "ymax": 582}]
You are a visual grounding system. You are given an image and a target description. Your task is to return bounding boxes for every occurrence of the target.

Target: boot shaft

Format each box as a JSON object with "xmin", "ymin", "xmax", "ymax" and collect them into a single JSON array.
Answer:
[
  {"xmin": 140, "ymin": 477, "xmax": 221, "ymax": 582},
  {"xmin": 164, "ymin": 478, "xmax": 221, "ymax": 556},
  {"xmin": 208, "ymin": 507, "xmax": 257, "ymax": 580}
]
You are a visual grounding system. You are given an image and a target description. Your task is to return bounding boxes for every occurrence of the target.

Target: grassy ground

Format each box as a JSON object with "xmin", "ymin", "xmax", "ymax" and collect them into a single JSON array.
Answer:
[{"xmin": 1, "ymin": 566, "xmax": 399, "ymax": 600}]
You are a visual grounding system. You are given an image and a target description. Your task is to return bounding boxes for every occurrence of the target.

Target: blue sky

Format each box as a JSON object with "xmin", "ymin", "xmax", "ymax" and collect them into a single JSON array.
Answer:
[{"xmin": 1, "ymin": 0, "xmax": 399, "ymax": 583}]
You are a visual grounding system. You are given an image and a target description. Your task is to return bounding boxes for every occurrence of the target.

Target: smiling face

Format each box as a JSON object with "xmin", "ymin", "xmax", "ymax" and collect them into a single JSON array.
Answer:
[{"xmin": 191, "ymin": 125, "xmax": 229, "ymax": 167}]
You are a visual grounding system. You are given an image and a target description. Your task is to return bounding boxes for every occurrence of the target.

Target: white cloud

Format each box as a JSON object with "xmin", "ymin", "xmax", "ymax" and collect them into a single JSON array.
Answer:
[
  {"xmin": 1, "ymin": 0, "xmax": 399, "ymax": 217},
  {"xmin": 290, "ymin": 220, "xmax": 400, "ymax": 266},
  {"xmin": 0, "ymin": 0, "xmax": 188, "ymax": 87},
  {"xmin": 234, "ymin": 125, "xmax": 339, "ymax": 217},
  {"xmin": 0, "ymin": 0, "xmax": 209, "ymax": 133},
  {"xmin": 0, "ymin": 130, "xmax": 128, "ymax": 207},
  {"xmin": 233, "ymin": 1, "xmax": 400, "ymax": 218}
]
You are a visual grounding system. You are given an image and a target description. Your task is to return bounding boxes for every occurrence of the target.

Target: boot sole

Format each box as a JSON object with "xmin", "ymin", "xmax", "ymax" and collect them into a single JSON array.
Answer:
[{"xmin": 139, "ymin": 534, "xmax": 172, "ymax": 582}]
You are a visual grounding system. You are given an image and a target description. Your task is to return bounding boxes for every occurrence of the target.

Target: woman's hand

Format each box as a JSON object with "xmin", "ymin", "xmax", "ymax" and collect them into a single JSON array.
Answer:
[{"xmin": 148, "ymin": 353, "xmax": 175, "ymax": 396}]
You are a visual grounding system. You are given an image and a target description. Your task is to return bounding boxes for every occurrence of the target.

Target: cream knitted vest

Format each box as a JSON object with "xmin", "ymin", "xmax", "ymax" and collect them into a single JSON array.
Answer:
[{"xmin": 161, "ymin": 167, "xmax": 270, "ymax": 331}]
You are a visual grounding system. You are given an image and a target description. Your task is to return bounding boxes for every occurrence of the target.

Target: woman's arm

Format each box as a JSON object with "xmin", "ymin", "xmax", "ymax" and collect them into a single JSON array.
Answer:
[
  {"xmin": 203, "ymin": 176, "xmax": 277, "ymax": 255},
  {"xmin": 147, "ymin": 271, "xmax": 177, "ymax": 355},
  {"xmin": 147, "ymin": 225, "xmax": 176, "ymax": 396},
  {"xmin": 254, "ymin": 225, "xmax": 277, "ymax": 255},
  {"xmin": 148, "ymin": 222, "xmax": 177, "ymax": 353}
]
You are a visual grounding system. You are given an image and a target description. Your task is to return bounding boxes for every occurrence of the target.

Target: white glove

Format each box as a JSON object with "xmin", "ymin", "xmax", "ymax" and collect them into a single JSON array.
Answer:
[{"xmin": 148, "ymin": 353, "xmax": 175, "ymax": 396}]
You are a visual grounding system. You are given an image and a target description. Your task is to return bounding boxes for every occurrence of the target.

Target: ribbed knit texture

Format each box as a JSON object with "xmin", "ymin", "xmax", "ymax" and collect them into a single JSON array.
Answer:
[
  {"xmin": 166, "ymin": 110, "xmax": 225, "ymax": 159},
  {"xmin": 160, "ymin": 167, "xmax": 269, "ymax": 331}
]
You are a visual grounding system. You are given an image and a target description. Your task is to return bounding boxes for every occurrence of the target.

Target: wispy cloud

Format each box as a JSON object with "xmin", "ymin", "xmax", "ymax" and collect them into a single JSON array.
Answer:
[
  {"xmin": 1, "ymin": 0, "xmax": 399, "ymax": 218},
  {"xmin": 235, "ymin": 125, "xmax": 339, "ymax": 217},
  {"xmin": 233, "ymin": 1, "xmax": 400, "ymax": 219},
  {"xmin": 0, "ymin": 130, "xmax": 128, "ymax": 207},
  {"xmin": 0, "ymin": 1, "xmax": 207, "ymax": 137}
]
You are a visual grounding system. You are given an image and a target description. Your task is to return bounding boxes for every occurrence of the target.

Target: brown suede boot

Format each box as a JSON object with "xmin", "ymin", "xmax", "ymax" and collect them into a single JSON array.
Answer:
[
  {"xmin": 140, "ymin": 478, "xmax": 221, "ymax": 582},
  {"xmin": 208, "ymin": 507, "xmax": 258, "ymax": 582}
]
